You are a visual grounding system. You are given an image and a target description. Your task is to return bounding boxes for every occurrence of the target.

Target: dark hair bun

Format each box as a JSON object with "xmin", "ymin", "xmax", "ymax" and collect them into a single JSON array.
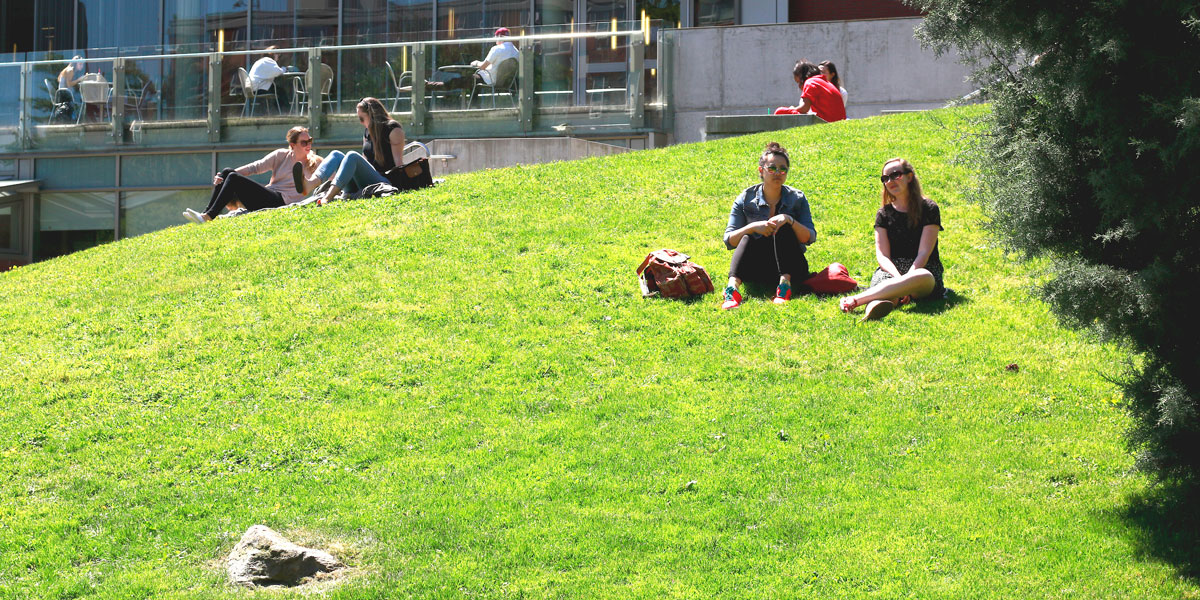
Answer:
[{"xmin": 760, "ymin": 142, "xmax": 790, "ymax": 166}]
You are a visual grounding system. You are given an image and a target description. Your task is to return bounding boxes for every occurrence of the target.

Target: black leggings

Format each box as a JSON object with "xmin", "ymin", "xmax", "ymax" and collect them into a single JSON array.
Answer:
[
  {"xmin": 729, "ymin": 227, "xmax": 810, "ymax": 287},
  {"xmin": 204, "ymin": 169, "xmax": 285, "ymax": 218}
]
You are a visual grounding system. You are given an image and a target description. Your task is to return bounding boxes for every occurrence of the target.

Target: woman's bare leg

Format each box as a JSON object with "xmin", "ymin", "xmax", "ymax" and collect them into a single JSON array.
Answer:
[{"xmin": 840, "ymin": 269, "xmax": 936, "ymax": 311}]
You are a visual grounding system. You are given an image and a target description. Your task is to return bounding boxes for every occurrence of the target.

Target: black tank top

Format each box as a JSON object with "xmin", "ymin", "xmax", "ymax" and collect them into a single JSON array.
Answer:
[{"xmin": 363, "ymin": 120, "xmax": 404, "ymax": 172}]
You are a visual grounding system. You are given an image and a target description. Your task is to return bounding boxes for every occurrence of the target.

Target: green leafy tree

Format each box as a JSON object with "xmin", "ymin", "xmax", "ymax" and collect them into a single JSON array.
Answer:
[{"xmin": 912, "ymin": 0, "xmax": 1200, "ymax": 481}]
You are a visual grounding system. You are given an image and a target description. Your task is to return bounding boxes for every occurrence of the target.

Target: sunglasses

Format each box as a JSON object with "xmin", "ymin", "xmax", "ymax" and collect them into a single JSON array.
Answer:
[
  {"xmin": 297, "ymin": 138, "xmax": 313, "ymax": 146},
  {"xmin": 764, "ymin": 165, "xmax": 789, "ymax": 174},
  {"xmin": 880, "ymin": 170, "xmax": 909, "ymax": 183}
]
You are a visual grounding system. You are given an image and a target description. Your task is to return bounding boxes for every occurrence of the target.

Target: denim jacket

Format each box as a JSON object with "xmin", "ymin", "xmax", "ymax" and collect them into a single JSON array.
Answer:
[{"xmin": 723, "ymin": 184, "xmax": 817, "ymax": 250}]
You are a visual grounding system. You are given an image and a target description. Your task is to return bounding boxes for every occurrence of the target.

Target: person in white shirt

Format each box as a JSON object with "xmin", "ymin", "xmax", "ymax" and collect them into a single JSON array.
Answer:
[
  {"xmin": 247, "ymin": 46, "xmax": 290, "ymax": 110},
  {"xmin": 465, "ymin": 27, "xmax": 519, "ymax": 106},
  {"xmin": 472, "ymin": 28, "xmax": 519, "ymax": 85}
]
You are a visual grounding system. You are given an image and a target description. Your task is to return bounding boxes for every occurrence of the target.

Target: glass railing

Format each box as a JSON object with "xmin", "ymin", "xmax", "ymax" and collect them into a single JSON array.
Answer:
[{"xmin": 3, "ymin": 22, "xmax": 665, "ymax": 152}]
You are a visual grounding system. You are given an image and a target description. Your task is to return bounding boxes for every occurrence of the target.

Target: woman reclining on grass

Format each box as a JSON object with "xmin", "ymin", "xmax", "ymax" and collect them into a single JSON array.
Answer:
[
  {"xmin": 183, "ymin": 126, "xmax": 322, "ymax": 223},
  {"xmin": 720, "ymin": 141, "xmax": 817, "ymax": 310},
  {"xmin": 839, "ymin": 158, "xmax": 946, "ymax": 321},
  {"xmin": 296, "ymin": 97, "xmax": 406, "ymax": 204}
]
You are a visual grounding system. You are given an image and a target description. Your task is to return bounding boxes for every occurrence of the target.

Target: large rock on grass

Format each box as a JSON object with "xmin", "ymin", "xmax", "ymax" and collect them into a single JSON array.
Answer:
[{"xmin": 227, "ymin": 525, "xmax": 344, "ymax": 587}]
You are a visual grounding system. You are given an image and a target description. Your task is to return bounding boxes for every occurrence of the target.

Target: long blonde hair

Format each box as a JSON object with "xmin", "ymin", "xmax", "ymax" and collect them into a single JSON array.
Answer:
[
  {"xmin": 880, "ymin": 158, "xmax": 928, "ymax": 229},
  {"xmin": 286, "ymin": 126, "xmax": 321, "ymax": 170},
  {"xmin": 357, "ymin": 97, "xmax": 400, "ymax": 166}
]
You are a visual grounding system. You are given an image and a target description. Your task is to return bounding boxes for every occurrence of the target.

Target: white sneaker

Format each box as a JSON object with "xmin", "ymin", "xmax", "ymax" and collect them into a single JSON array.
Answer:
[{"xmin": 182, "ymin": 208, "xmax": 203, "ymax": 224}]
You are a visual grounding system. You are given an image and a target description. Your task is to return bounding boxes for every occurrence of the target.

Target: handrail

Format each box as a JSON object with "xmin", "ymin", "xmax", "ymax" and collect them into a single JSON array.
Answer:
[{"xmin": 6, "ymin": 28, "xmax": 648, "ymax": 67}]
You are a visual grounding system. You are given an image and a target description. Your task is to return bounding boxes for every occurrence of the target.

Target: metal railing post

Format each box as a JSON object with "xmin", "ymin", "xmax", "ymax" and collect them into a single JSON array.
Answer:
[
  {"xmin": 307, "ymin": 47, "xmax": 323, "ymax": 136},
  {"xmin": 518, "ymin": 42, "xmax": 534, "ymax": 132},
  {"xmin": 628, "ymin": 35, "xmax": 645, "ymax": 129},
  {"xmin": 207, "ymin": 53, "xmax": 222, "ymax": 143},
  {"xmin": 410, "ymin": 44, "xmax": 427, "ymax": 136},
  {"xmin": 112, "ymin": 58, "xmax": 126, "ymax": 142}
]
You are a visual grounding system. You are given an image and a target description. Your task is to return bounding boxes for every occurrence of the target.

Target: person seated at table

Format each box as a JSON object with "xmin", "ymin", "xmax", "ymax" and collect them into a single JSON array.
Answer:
[
  {"xmin": 247, "ymin": 45, "xmax": 291, "ymax": 110},
  {"xmin": 469, "ymin": 28, "xmax": 518, "ymax": 91},
  {"xmin": 57, "ymin": 56, "xmax": 86, "ymax": 94},
  {"xmin": 51, "ymin": 56, "xmax": 86, "ymax": 121},
  {"xmin": 774, "ymin": 59, "xmax": 846, "ymax": 123},
  {"xmin": 298, "ymin": 97, "xmax": 405, "ymax": 204},
  {"xmin": 182, "ymin": 126, "xmax": 322, "ymax": 223}
]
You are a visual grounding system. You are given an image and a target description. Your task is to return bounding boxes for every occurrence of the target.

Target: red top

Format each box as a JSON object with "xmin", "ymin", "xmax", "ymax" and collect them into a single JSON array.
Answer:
[{"xmin": 802, "ymin": 76, "xmax": 846, "ymax": 122}]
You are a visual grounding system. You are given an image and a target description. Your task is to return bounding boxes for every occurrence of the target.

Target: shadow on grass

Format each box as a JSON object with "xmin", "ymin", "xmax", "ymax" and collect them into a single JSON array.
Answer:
[
  {"xmin": 1120, "ymin": 482, "xmax": 1200, "ymax": 582},
  {"xmin": 907, "ymin": 289, "xmax": 970, "ymax": 315}
]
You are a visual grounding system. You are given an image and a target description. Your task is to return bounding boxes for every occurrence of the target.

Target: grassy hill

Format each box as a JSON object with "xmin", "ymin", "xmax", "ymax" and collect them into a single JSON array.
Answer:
[{"xmin": 0, "ymin": 106, "xmax": 1193, "ymax": 598}]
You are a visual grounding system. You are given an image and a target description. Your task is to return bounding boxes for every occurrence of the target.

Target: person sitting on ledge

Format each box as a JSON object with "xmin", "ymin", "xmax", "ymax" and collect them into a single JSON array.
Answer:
[
  {"xmin": 720, "ymin": 141, "xmax": 817, "ymax": 310},
  {"xmin": 819, "ymin": 60, "xmax": 848, "ymax": 108},
  {"xmin": 774, "ymin": 59, "xmax": 846, "ymax": 123},
  {"xmin": 296, "ymin": 97, "xmax": 405, "ymax": 204},
  {"xmin": 183, "ymin": 126, "xmax": 322, "ymax": 223},
  {"xmin": 839, "ymin": 158, "xmax": 946, "ymax": 321}
]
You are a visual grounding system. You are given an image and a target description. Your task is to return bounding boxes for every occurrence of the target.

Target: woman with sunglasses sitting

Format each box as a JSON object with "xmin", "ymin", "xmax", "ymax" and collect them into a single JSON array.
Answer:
[
  {"xmin": 183, "ymin": 125, "xmax": 322, "ymax": 223},
  {"xmin": 297, "ymin": 97, "xmax": 405, "ymax": 204},
  {"xmin": 839, "ymin": 158, "xmax": 945, "ymax": 320},
  {"xmin": 721, "ymin": 142, "xmax": 817, "ymax": 310}
]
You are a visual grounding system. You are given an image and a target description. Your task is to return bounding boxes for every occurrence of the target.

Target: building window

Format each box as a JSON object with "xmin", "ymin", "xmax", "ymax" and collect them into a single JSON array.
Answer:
[
  {"xmin": 695, "ymin": 0, "xmax": 735, "ymax": 26},
  {"xmin": 121, "ymin": 189, "xmax": 207, "ymax": 238},
  {"xmin": 0, "ymin": 198, "xmax": 21, "ymax": 253}
]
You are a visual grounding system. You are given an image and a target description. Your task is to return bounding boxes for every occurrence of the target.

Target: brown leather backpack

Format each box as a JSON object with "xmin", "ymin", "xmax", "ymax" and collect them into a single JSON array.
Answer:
[{"xmin": 636, "ymin": 249, "xmax": 715, "ymax": 298}]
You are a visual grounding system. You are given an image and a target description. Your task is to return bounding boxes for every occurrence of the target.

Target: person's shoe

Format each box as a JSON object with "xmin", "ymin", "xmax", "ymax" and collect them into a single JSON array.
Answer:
[
  {"xmin": 218, "ymin": 208, "xmax": 248, "ymax": 219},
  {"xmin": 721, "ymin": 286, "xmax": 743, "ymax": 310},
  {"xmin": 862, "ymin": 299, "xmax": 894, "ymax": 321},
  {"xmin": 182, "ymin": 208, "xmax": 204, "ymax": 224},
  {"xmin": 772, "ymin": 281, "xmax": 792, "ymax": 305},
  {"xmin": 292, "ymin": 161, "xmax": 306, "ymax": 194}
]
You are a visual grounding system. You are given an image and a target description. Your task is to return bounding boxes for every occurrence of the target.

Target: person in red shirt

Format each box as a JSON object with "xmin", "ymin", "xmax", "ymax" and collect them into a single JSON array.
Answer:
[{"xmin": 774, "ymin": 60, "xmax": 847, "ymax": 122}]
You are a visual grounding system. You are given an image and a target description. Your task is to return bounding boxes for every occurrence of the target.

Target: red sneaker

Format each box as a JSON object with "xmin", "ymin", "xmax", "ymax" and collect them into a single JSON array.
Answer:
[
  {"xmin": 721, "ymin": 286, "xmax": 742, "ymax": 310},
  {"xmin": 772, "ymin": 281, "xmax": 792, "ymax": 305}
]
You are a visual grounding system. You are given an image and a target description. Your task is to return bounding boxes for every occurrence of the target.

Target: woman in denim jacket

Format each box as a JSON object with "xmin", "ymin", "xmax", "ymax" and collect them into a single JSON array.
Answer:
[{"xmin": 721, "ymin": 142, "xmax": 817, "ymax": 309}]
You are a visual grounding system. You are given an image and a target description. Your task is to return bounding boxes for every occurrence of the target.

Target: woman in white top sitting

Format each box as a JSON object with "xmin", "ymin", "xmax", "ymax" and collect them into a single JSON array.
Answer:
[{"xmin": 819, "ymin": 61, "xmax": 848, "ymax": 108}]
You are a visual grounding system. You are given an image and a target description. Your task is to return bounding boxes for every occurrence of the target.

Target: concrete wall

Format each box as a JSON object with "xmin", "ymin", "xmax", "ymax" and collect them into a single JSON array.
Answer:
[
  {"xmin": 669, "ymin": 18, "xmax": 975, "ymax": 144},
  {"xmin": 426, "ymin": 137, "xmax": 629, "ymax": 177}
]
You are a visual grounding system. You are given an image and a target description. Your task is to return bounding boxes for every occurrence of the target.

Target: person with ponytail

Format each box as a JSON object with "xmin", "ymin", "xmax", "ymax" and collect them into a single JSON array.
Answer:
[
  {"xmin": 720, "ymin": 141, "xmax": 817, "ymax": 310},
  {"xmin": 839, "ymin": 158, "xmax": 946, "ymax": 321},
  {"xmin": 182, "ymin": 125, "xmax": 322, "ymax": 223},
  {"xmin": 299, "ymin": 97, "xmax": 406, "ymax": 204}
]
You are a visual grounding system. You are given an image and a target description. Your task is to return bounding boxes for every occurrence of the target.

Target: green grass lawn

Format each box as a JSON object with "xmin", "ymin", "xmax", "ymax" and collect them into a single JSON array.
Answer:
[{"xmin": 1, "ymin": 106, "xmax": 1194, "ymax": 598}]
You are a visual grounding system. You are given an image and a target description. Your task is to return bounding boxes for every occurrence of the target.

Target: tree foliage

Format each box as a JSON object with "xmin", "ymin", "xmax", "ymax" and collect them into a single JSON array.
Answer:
[{"xmin": 913, "ymin": 0, "xmax": 1200, "ymax": 480}]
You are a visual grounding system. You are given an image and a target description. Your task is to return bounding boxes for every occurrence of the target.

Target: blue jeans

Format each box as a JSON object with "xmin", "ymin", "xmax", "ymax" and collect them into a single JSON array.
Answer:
[{"xmin": 315, "ymin": 150, "xmax": 388, "ymax": 193}]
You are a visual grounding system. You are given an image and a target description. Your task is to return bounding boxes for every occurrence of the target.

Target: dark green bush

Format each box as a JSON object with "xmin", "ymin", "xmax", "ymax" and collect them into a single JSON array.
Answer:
[{"xmin": 913, "ymin": 0, "xmax": 1200, "ymax": 481}]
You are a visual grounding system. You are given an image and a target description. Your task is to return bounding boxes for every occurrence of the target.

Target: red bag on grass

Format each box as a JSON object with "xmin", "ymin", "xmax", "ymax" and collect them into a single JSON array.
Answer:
[
  {"xmin": 800, "ymin": 262, "xmax": 858, "ymax": 294},
  {"xmin": 636, "ymin": 249, "xmax": 715, "ymax": 298}
]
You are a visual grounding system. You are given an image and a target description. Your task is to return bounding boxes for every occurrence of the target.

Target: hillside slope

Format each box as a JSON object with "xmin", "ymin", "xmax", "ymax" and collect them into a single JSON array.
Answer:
[{"xmin": 0, "ymin": 107, "xmax": 1189, "ymax": 598}]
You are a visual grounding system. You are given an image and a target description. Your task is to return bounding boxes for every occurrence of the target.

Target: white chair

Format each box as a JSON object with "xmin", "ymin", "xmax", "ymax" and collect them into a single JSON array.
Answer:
[
  {"xmin": 470, "ymin": 58, "xmax": 518, "ymax": 109},
  {"xmin": 78, "ymin": 79, "xmax": 112, "ymax": 123},
  {"xmin": 386, "ymin": 60, "xmax": 410, "ymax": 112},
  {"xmin": 293, "ymin": 63, "xmax": 334, "ymax": 115},
  {"xmin": 236, "ymin": 66, "xmax": 280, "ymax": 117}
]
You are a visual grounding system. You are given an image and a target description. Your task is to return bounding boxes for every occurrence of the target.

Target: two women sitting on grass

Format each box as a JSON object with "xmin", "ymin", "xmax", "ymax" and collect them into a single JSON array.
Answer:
[
  {"xmin": 838, "ymin": 158, "xmax": 946, "ymax": 321},
  {"xmin": 721, "ymin": 142, "xmax": 817, "ymax": 310},
  {"xmin": 720, "ymin": 146, "xmax": 947, "ymax": 320},
  {"xmin": 295, "ymin": 97, "xmax": 407, "ymax": 205},
  {"xmin": 184, "ymin": 125, "xmax": 322, "ymax": 223}
]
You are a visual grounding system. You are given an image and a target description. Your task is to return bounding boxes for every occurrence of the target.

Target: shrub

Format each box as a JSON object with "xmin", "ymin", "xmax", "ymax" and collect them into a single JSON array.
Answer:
[{"xmin": 913, "ymin": 0, "xmax": 1200, "ymax": 481}]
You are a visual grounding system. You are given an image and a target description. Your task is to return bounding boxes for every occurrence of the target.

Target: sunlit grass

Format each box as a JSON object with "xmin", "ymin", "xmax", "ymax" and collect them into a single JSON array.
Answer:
[{"xmin": 0, "ymin": 106, "xmax": 1191, "ymax": 598}]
